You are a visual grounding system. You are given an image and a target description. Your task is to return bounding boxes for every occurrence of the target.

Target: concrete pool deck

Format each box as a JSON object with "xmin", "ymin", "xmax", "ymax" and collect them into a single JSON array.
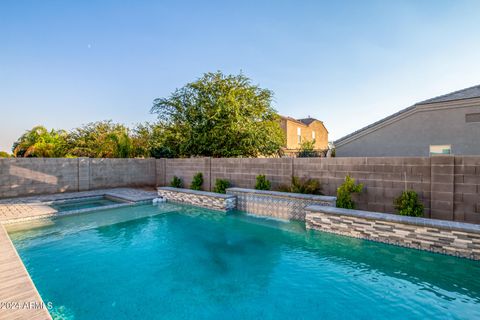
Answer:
[{"xmin": 0, "ymin": 188, "xmax": 157, "ymax": 320}]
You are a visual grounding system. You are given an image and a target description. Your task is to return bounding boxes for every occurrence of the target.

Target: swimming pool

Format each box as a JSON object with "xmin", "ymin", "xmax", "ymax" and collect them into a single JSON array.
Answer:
[{"xmin": 8, "ymin": 203, "xmax": 480, "ymax": 319}]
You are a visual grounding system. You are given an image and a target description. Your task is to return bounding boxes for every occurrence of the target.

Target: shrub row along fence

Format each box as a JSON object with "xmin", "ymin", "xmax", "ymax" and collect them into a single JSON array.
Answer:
[{"xmin": 0, "ymin": 156, "xmax": 479, "ymax": 223}]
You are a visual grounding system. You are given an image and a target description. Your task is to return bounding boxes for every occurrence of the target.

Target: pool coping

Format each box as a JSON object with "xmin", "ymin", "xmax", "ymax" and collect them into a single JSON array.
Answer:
[
  {"xmin": 226, "ymin": 187, "xmax": 337, "ymax": 202},
  {"xmin": 0, "ymin": 188, "xmax": 157, "ymax": 320}
]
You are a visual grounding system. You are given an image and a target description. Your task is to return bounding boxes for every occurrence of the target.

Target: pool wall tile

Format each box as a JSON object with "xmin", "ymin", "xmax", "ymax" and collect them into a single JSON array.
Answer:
[{"xmin": 227, "ymin": 188, "xmax": 336, "ymax": 221}]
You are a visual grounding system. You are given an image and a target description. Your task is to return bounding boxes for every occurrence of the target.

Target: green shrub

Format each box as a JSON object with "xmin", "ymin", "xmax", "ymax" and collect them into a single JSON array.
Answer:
[
  {"xmin": 394, "ymin": 190, "xmax": 424, "ymax": 217},
  {"xmin": 255, "ymin": 175, "xmax": 271, "ymax": 190},
  {"xmin": 213, "ymin": 178, "xmax": 230, "ymax": 194},
  {"xmin": 278, "ymin": 176, "xmax": 322, "ymax": 195},
  {"xmin": 336, "ymin": 175, "xmax": 363, "ymax": 209},
  {"xmin": 190, "ymin": 172, "xmax": 203, "ymax": 190},
  {"xmin": 298, "ymin": 140, "xmax": 316, "ymax": 158},
  {"xmin": 170, "ymin": 176, "xmax": 183, "ymax": 188},
  {"xmin": 0, "ymin": 151, "xmax": 11, "ymax": 158},
  {"xmin": 291, "ymin": 176, "xmax": 322, "ymax": 194}
]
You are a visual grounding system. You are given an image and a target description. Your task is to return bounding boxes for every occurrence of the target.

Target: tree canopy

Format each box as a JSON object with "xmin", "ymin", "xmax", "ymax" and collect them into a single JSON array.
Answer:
[
  {"xmin": 12, "ymin": 122, "xmax": 152, "ymax": 158},
  {"xmin": 151, "ymin": 71, "xmax": 285, "ymax": 157},
  {"xmin": 11, "ymin": 72, "xmax": 286, "ymax": 158},
  {"xmin": 12, "ymin": 126, "xmax": 69, "ymax": 158}
]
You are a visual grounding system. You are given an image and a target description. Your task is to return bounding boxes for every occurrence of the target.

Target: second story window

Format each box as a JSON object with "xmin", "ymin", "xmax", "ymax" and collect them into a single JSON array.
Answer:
[
  {"xmin": 312, "ymin": 131, "xmax": 315, "ymax": 141},
  {"xmin": 297, "ymin": 127, "xmax": 302, "ymax": 144}
]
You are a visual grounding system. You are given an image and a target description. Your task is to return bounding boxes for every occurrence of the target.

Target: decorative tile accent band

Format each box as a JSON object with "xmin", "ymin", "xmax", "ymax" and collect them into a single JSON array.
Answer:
[
  {"xmin": 305, "ymin": 205, "xmax": 480, "ymax": 260},
  {"xmin": 226, "ymin": 188, "xmax": 336, "ymax": 221},
  {"xmin": 158, "ymin": 187, "xmax": 236, "ymax": 211}
]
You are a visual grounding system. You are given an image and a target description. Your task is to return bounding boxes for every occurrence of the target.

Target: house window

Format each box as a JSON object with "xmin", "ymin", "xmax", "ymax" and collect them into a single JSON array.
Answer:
[
  {"xmin": 466, "ymin": 113, "xmax": 480, "ymax": 123},
  {"xmin": 297, "ymin": 127, "xmax": 302, "ymax": 144},
  {"xmin": 429, "ymin": 145, "xmax": 452, "ymax": 155},
  {"xmin": 312, "ymin": 131, "xmax": 315, "ymax": 140}
]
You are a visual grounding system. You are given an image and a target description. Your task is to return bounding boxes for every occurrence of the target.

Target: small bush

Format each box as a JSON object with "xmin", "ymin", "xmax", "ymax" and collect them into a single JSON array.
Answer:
[
  {"xmin": 277, "ymin": 176, "xmax": 322, "ymax": 195},
  {"xmin": 191, "ymin": 172, "xmax": 203, "ymax": 190},
  {"xmin": 336, "ymin": 175, "xmax": 363, "ymax": 209},
  {"xmin": 213, "ymin": 178, "xmax": 230, "ymax": 194},
  {"xmin": 170, "ymin": 176, "xmax": 183, "ymax": 188},
  {"xmin": 394, "ymin": 190, "xmax": 424, "ymax": 217},
  {"xmin": 255, "ymin": 175, "xmax": 271, "ymax": 190}
]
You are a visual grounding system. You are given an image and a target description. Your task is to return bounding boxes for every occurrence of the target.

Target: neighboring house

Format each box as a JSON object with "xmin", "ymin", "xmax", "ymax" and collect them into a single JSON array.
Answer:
[
  {"xmin": 335, "ymin": 85, "xmax": 480, "ymax": 157},
  {"xmin": 279, "ymin": 116, "xmax": 329, "ymax": 155}
]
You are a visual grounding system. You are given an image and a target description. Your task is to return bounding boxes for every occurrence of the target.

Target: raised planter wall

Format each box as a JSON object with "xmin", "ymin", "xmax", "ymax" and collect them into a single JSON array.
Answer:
[
  {"xmin": 227, "ymin": 188, "xmax": 336, "ymax": 221},
  {"xmin": 157, "ymin": 187, "xmax": 236, "ymax": 211},
  {"xmin": 305, "ymin": 205, "xmax": 480, "ymax": 260}
]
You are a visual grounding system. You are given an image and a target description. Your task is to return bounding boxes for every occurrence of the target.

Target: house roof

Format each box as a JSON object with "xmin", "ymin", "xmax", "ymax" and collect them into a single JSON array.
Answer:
[
  {"xmin": 416, "ymin": 84, "xmax": 480, "ymax": 105},
  {"xmin": 335, "ymin": 84, "xmax": 480, "ymax": 145},
  {"xmin": 298, "ymin": 118, "xmax": 317, "ymax": 125},
  {"xmin": 280, "ymin": 116, "xmax": 308, "ymax": 126}
]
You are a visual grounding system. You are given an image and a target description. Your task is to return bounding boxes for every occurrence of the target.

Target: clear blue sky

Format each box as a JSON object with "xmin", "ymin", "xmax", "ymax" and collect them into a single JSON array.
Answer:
[{"xmin": 1, "ymin": 0, "xmax": 480, "ymax": 153}]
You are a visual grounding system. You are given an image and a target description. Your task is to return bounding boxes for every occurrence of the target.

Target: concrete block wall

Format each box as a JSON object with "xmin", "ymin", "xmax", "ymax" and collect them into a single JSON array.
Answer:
[
  {"xmin": 211, "ymin": 158, "xmax": 292, "ymax": 190},
  {"xmin": 0, "ymin": 156, "xmax": 479, "ymax": 224},
  {"xmin": 0, "ymin": 158, "xmax": 156, "ymax": 198},
  {"xmin": 293, "ymin": 157, "xmax": 432, "ymax": 216},
  {"xmin": 454, "ymin": 156, "xmax": 480, "ymax": 223},
  {"xmin": 165, "ymin": 158, "xmax": 211, "ymax": 190},
  {"xmin": 0, "ymin": 158, "xmax": 79, "ymax": 198},
  {"xmin": 89, "ymin": 159, "xmax": 156, "ymax": 189}
]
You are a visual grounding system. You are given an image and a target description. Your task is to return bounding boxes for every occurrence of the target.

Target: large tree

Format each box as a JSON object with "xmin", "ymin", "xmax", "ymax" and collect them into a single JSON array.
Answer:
[{"xmin": 151, "ymin": 72, "xmax": 285, "ymax": 157}]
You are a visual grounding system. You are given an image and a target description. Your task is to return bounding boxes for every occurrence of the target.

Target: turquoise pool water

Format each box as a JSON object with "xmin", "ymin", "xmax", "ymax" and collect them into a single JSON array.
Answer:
[
  {"xmin": 8, "ymin": 203, "xmax": 480, "ymax": 320},
  {"xmin": 50, "ymin": 196, "xmax": 122, "ymax": 212}
]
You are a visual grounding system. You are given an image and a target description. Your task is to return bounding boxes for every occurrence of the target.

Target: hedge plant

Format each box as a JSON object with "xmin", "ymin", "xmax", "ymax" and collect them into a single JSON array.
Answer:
[
  {"xmin": 191, "ymin": 172, "xmax": 203, "ymax": 190},
  {"xmin": 170, "ymin": 176, "xmax": 183, "ymax": 188},
  {"xmin": 213, "ymin": 179, "xmax": 230, "ymax": 194},
  {"xmin": 394, "ymin": 190, "xmax": 424, "ymax": 217},
  {"xmin": 336, "ymin": 175, "xmax": 363, "ymax": 209},
  {"xmin": 255, "ymin": 175, "xmax": 271, "ymax": 190}
]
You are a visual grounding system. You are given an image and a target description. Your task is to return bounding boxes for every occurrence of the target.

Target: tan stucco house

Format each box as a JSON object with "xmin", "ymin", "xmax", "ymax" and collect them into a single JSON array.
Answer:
[{"xmin": 279, "ymin": 116, "xmax": 329, "ymax": 154}]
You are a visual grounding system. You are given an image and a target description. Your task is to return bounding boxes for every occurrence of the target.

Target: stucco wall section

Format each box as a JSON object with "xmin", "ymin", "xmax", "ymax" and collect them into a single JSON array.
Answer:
[{"xmin": 336, "ymin": 101, "xmax": 480, "ymax": 157}]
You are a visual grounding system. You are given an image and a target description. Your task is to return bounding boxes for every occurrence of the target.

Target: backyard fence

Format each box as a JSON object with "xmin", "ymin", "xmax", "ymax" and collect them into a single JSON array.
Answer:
[{"xmin": 0, "ymin": 156, "xmax": 479, "ymax": 224}]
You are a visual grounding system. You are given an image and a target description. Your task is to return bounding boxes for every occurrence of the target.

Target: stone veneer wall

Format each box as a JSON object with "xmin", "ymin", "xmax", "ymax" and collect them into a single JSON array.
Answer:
[
  {"xmin": 158, "ymin": 187, "xmax": 236, "ymax": 211},
  {"xmin": 227, "ymin": 188, "xmax": 336, "ymax": 221},
  {"xmin": 305, "ymin": 205, "xmax": 480, "ymax": 260}
]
